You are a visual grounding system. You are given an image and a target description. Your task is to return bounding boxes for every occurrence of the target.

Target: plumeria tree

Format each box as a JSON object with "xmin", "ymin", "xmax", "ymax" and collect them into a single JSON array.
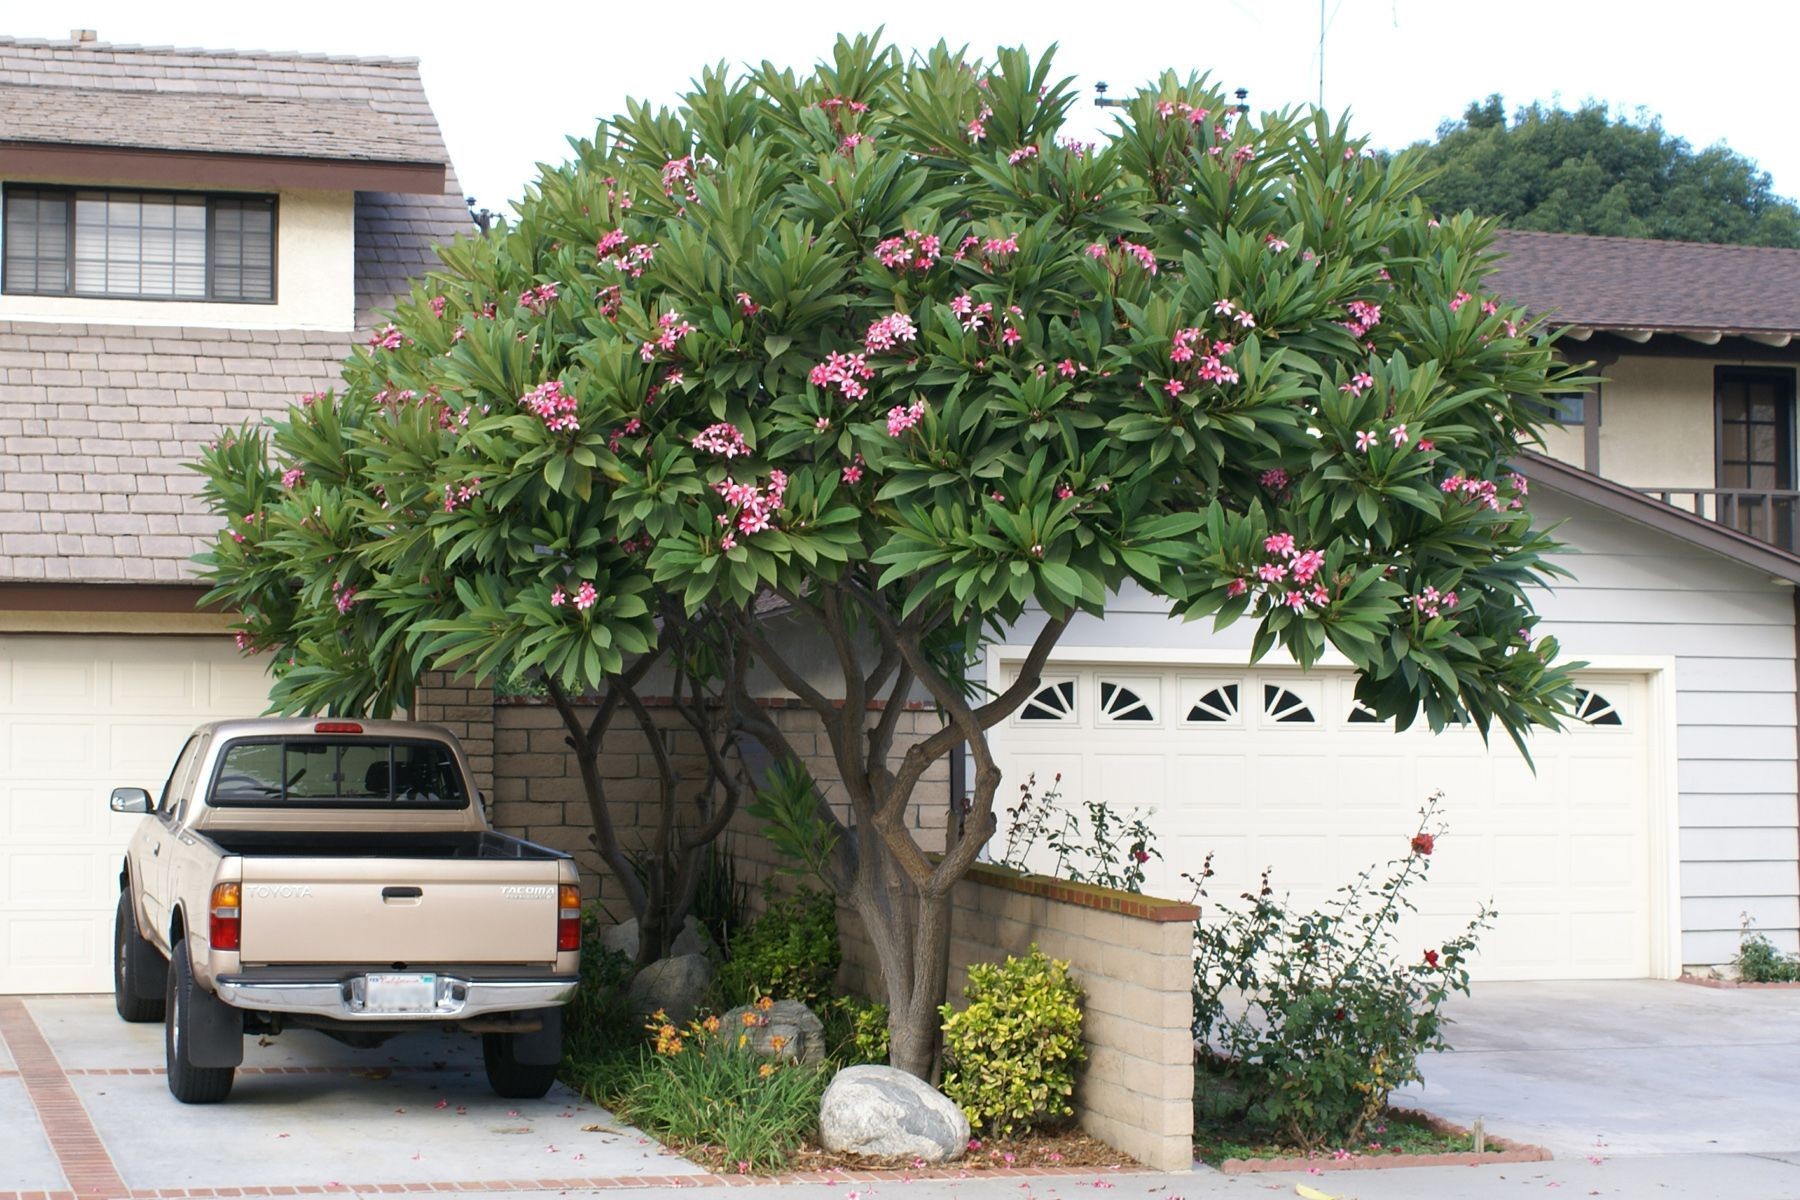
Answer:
[{"xmin": 194, "ymin": 35, "xmax": 1583, "ymax": 1076}]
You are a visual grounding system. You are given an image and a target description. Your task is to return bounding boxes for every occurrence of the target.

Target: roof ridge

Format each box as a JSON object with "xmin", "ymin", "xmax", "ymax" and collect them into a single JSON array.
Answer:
[
  {"xmin": 1494, "ymin": 227, "xmax": 1800, "ymax": 257},
  {"xmin": 0, "ymin": 35, "xmax": 421, "ymax": 69}
]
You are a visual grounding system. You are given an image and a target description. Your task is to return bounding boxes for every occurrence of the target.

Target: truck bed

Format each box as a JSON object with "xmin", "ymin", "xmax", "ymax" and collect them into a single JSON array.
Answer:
[{"xmin": 203, "ymin": 830, "xmax": 560, "ymax": 860}]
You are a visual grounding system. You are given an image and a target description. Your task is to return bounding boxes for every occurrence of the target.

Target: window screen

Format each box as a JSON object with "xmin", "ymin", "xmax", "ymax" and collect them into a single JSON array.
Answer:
[
  {"xmin": 2, "ymin": 186, "xmax": 274, "ymax": 302},
  {"xmin": 209, "ymin": 739, "xmax": 469, "ymax": 808}
]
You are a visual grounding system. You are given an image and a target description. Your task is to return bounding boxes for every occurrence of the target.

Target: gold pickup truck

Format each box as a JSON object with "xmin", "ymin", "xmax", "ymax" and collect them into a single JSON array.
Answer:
[{"xmin": 109, "ymin": 718, "xmax": 580, "ymax": 1104}]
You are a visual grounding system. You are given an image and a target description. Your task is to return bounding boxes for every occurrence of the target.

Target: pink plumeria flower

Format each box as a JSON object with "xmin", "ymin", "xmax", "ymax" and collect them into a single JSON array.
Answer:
[
  {"xmin": 1212, "ymin": 298, "xmax": 1235, "ymax": 317},
  {"xmin": 1389, "ymin": 423, "xmax": 1408, "ymax": 447},
  {"xmin": 573, "ymin": 582, "xmax": 598, "ymax": 611},
  {"xmin": 1355, "ymin": 429, "xmax": 1378, "ymax": 452}
]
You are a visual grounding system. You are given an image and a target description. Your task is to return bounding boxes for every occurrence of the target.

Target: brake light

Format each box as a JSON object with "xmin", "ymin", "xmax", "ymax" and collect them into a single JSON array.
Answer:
[
  {"xmin": 314, "ymin": 721, "xmax": 363, "ymax": 734},
  {"xmin": 557, "ymin": 884, "xmax": 582, "ymax": 953},
  {"xmin": 210, "ymin": 882, "xmax": 242, "ymax": 952}
]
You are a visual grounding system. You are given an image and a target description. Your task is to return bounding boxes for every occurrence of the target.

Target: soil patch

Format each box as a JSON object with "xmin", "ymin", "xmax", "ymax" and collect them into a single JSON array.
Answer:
[{"xmin": 1197, "ymin": 1106, "xmax": 1551, "ymax": 1174}]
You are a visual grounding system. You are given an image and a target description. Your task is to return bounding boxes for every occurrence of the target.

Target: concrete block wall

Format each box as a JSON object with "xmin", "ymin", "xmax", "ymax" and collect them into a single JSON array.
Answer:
[
  {"xmin": 832, "ymin": 864, "xmax": 1198, "ymax": 1172},
  {"xmin": 412, "ymin": 669, "xmax": 495, "ymax": 800}
]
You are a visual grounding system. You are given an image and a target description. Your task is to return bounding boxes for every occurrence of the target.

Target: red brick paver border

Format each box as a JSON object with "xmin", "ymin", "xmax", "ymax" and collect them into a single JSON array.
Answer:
[
  {"xmin": 0, "ymin": 998, "xmax": 130, "ymax": 1199},
  {"xmin": 0, "ymin": 1165, "xmax": 1143, "ymax": 1200}
]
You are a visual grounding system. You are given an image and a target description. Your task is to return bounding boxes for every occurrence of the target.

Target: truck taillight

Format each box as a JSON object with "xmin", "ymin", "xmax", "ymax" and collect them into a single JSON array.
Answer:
[
  {"xmin": 557, "ymin": 884, "xmax": 581, "ymax": 952},
  {"xmin": 210, "ymin": 882, "xmax": 242, "ymax": 952},
  {"xmin": 314, "ymin": 721, "xmax": 363, "ymax": 734}
]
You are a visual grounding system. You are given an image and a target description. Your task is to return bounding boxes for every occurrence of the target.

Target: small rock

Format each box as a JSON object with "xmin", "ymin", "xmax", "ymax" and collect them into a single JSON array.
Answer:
[
  {"xmin": 599, "ymin": 916, "xmax": 717, "ymax": 962},
  {"xmin": 818, "ymin": 1064, "xmax": 969, "ymax": 1163},
  {"xmin": 624, "ymin": 954, "xmax": 714, "ymax": 1024},
  {"xmin": 719, "ymin": 999, "xmax": 826, "ymax": 1064}
]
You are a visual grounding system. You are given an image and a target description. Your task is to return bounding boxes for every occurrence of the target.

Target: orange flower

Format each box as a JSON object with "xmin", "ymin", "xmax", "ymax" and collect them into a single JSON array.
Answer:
[
  {"xmin": 756, "ymin": 995, "xmax": 774, "ymax": 1012},
  {"xmin": 742, "ymin": 1011, "xmax": 759, "ymax": 1027},
  {"xmin": 703, "ymin": 1015, "xmax": 721, "ymax": 1033},
  {"xmin": 758, "ymin": 1063, "xmax": 774, "ymax": 1078},
  {"xmin": 768, "ymin": 1034, "xmax": 787, "ymax": 1052}
]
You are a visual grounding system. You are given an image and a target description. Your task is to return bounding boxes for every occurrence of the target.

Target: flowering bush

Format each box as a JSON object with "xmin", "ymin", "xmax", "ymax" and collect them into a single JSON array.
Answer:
[
  {"xmin": 193, "ymin": 34, "xmax": 1583, "ymax": 1075},
  {"xmin": 1190, "ymin": 795, "xmax": 1490, "ymax": 1151},
  {"xmin": 998, "ymin": 772, "xmax": 1161, "ymax": 893},
  {"xmin": 602, "ymin": 1007, "xmax": 829, "ymax": 1171},
  {"xmin": 940, "ymin": 945, "xmax": 1085, "ymax": 1135},
  {"xmin": 1734, "ymin": 919, "xmax": 1800, "ymax": 983}
]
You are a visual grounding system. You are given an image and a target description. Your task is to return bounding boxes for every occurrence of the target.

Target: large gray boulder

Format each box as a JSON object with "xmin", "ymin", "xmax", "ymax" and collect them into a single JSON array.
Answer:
[
  {"xmin": 600, "ymin": 915, "xmax": 717, "ymax": 962},
  {"xmin": 818, "ymin": 1065, "xmax": 970, "ymax": 1163},
  {"xmin": 624, "ymin": 954, "xmax": 714, "ymax": 1024},
  {"xmin": 719, "ymin": 999, "xmax": 826, "ymax": 1064}
]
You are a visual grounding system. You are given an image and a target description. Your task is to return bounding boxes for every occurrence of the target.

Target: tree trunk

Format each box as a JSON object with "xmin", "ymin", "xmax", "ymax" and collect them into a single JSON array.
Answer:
[{"xmin": 854, "ymin": 838, "xmax": 956, "ymax": 1081}]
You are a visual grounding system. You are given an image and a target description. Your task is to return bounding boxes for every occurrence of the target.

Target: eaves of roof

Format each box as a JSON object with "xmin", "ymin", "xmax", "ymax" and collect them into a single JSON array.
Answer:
[{"xmin": 1517, "ymin": 451, "xmax": 1800, "ymax": 585}]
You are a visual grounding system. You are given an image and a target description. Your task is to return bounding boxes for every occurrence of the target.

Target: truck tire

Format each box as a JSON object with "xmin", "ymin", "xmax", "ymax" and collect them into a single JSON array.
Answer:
[
  {"xmin": 113, "ymin": 891, "xmax": 166, "ymax": 1023},
  {"xmin": 164, "ymin": 937, "xmax": 236, "ymax": 1103},
  {"xmin": 482, "ymin": 1031, "xmax": 559, "ymax": 1099}
]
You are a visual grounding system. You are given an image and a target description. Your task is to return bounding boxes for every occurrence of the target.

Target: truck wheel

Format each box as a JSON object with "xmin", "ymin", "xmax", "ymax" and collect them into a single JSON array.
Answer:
[
  {"xmin": 164, "ymin": 938, "xmax": 235, "ymax": 1104},
  {"xmin": 482, "ymin": 1032, "xmax": 559, "ymax": 1099},
  {"xmin": 113, "ymin": 892, "xmax": 166, "ymax": 1023}
]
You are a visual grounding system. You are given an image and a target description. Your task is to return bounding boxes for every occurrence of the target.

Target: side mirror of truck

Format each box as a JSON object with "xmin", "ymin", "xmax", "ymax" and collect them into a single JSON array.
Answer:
[{"xmin": 109, "ymin": 787, "xmax": 152, "ymax": 814}]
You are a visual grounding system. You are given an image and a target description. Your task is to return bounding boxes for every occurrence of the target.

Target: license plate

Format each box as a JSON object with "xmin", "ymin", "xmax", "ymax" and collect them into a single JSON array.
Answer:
[{"xmin": 362, "ymin": 973, "xmax": 437, "ymax": 1013}]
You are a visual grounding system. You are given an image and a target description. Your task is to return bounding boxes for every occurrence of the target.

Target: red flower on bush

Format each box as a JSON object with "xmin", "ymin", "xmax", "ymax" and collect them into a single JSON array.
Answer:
[
  {"xmin": 1410, "ymin": 832, "xmax": 1435, "ymax": 856},
  {"xmin": 1423, "ymin": 949, "xmax": 1440, "ymax": 967}
]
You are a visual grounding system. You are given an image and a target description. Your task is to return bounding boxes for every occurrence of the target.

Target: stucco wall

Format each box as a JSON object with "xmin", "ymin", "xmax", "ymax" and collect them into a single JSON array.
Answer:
[
  {"xmin": 0, "ymin": 187, "xmax": 356, "ymax": 331},
  {"xmin": 1594, "ymin": 355, "xmax": 1718, "ymax": 491}
]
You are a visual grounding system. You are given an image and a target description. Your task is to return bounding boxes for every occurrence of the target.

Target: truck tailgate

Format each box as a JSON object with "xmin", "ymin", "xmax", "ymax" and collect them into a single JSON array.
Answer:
[{"xmin": 237, "ymin": 857, "xmax": 565, "ymax": 965}]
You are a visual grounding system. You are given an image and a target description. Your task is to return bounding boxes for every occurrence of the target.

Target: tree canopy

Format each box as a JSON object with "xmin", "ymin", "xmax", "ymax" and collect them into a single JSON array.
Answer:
[
  {"xmin": 1408, "ymin": 95, "xmax": 1800, "ymax": 247},
  {"xmin": 195, "ymin": 36, "xmax": 1586, "ymax": 1074}
]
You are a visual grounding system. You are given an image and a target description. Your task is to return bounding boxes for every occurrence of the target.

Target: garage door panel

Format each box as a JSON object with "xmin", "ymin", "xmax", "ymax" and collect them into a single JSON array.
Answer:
[
  {"xmin": 0, "ymin": 635, "xmax": 271, "ymax": 994},
  {"xmin": 996, "ymin": 664, "xmax": 1655, "ymax": 981}
]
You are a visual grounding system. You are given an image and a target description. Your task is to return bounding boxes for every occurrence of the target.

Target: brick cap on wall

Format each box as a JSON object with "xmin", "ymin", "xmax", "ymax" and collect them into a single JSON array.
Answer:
[{"xmin": 964, "ymin": 862, "xmax": 1200, "ymax": 923}]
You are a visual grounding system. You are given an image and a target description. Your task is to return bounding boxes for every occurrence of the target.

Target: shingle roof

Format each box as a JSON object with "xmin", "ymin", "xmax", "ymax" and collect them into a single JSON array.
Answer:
[
  {"xmin": 0, "ymin": 38, "xmax": 474, "ymax": 585},
  {"xmin": 0, "ymin": 84, "xmax": 437, "ymax": 164},
  {"xmin": 1488, "ymin": 229, "xmax": 1800, "ymax": 338},
  {"xmin": 0, "ymin": 36, "xmax": 450, "ymax": 167}
]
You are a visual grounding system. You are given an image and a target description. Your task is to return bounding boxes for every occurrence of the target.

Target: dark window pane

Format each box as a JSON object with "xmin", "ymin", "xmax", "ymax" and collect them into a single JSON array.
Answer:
[{"xmin": 2, "ymin": 190, "xmax": 70, "ymax": 293}]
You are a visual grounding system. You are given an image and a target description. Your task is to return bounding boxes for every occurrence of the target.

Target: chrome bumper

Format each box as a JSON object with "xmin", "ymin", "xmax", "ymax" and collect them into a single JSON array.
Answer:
[{"xmin": 212, "ymin": 974, "xmax": 578, "ymax": 1020}]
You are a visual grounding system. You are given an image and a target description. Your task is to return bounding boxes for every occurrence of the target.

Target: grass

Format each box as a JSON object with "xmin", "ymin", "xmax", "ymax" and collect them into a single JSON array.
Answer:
[{"xmin": 1192, "ymin": 1110, "xmax": 1503, "ymax": 1167}]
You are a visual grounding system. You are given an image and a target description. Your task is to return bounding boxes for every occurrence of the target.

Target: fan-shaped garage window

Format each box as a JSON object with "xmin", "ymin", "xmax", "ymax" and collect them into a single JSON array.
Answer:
[
  {"xmin": 1347, "ymin": 701, "xmax": 1385, "ymax": 724},
  {"xmin": 1185, "ymin": 683, "xmax": 1240, "ymax": 723},
  {"xmin": 1264, "ymin": 684, "xmax": 1315, "ymax": 724},
  {"xmin": 1099, "ymin": 681, "xmax": 1156, "ymax": 722},
  {"xmin": 1020, "ymin": 680, "xmax": 1077, "ymax": 722},
  {"xmin": 1572, "ymin": 688, "xmax": 1622, "ymax": 726}
]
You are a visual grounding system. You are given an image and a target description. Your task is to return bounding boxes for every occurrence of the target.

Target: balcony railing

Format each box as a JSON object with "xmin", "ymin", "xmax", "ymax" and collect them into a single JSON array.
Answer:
[{"xmin": 1640, "ymin": 487, "xmax": 1800, "ymax": 555}]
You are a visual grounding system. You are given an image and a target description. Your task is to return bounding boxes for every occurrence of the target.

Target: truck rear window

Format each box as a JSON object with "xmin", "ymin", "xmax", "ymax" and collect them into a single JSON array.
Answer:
[{"xmin": 208, "ymin": 738, "xmax": 469, "ymax": 808}]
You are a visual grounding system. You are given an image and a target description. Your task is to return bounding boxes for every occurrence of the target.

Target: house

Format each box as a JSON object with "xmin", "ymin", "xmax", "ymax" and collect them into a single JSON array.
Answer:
[
  {"xmin": 989, "ymin": 229, "xmax": 1800, "ymax": 981},
  {"xmin": 0, "ymin": 33, "xmax": 470, "ymax": 993}
]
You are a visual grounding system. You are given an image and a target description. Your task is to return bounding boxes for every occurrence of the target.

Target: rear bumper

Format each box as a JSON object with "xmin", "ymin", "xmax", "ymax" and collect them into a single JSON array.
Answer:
[{"xmin": 212, "ymin": 974, "xmax": 578, "ymax": 1020}]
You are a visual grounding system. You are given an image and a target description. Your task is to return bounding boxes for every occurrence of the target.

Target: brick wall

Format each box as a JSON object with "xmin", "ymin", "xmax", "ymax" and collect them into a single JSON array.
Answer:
[{"xmin": 412, "ymin": 669, "xmax": 496, "ymax": 800}]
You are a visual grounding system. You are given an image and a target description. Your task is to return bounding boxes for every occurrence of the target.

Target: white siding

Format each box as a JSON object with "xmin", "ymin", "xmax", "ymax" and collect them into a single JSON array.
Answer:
[{"xmin": 998, "ymin": 486, "xmax": 1799, "ymax": 971}]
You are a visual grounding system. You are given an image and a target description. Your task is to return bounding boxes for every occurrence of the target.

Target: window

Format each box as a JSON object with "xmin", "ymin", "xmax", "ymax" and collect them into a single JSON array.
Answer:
[
  {"xmin": 1715, "ymin": 368, "xmax": 1796, "ymax": 546},
  {"xmin": 1185, "ymin": 684, "xmax": 1240, "ymax": 723},
  {"xmin": 1263, "ymin": 684, "xmax": 1315, "ymax": 724},
  {"xmin": 156, "ymin": 736, "xmax": 201, "ymax": 818},
  {"xmin": 1019, "ymin": 680, "xmax": 1077, "ymax": 722},
  {"xmin": 2, "ymin": 185, "xmax": 275, "ymax": 302},
  {"xmin": 1098, "ymin": 681, "xmax": 1156, "ymax": 722},
  {"xmin": 208, "ymin": 738, "xmax": 469, "ymax": 808},
  {"xmin": 1571, "ymin": 688, "xmax": 1623, "ymax": 727}
]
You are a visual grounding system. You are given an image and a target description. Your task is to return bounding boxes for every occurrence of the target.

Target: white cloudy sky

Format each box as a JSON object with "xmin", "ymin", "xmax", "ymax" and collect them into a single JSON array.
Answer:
[{"xmin": 17, "ymin": 0, "xmax": 1800, "ymax": 213}]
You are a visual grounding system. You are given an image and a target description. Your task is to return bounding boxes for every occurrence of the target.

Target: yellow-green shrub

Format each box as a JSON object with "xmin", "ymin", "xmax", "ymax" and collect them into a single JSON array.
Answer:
[{"xmin": 939, "ymin": 945, "xmax": 1085, "ymax": 1135}]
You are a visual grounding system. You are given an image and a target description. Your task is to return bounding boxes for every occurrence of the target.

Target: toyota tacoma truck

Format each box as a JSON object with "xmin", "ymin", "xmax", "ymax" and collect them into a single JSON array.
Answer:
[{"xmin": 109, "ymin": 718, "xmax": 580, "ymax": 1104}]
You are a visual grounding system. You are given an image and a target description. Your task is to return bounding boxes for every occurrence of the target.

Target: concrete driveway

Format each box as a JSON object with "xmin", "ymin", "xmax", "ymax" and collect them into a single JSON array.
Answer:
[
  {"xmin": 1394, "ymin": 979, "xmax": 1800, "ymax": 1158},
  {"xmin": 0, "ymin": 995, "xmax": 704, "ymax": 1198}
]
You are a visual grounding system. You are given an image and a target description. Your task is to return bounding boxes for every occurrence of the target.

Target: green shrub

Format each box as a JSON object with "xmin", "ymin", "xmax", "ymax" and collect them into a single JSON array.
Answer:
[
  {"xmin": 605, "ymin": 1016, "xmax": 829, "ymax": 1171},
  {"xmin": 939, "ymin": 945, "xmax": 1085, "ymax": 1136},
  {"xmin": 563, "ymin": 907, "xmax": 638, "ymax": 1054},
  {"xmin": 712, "ymin": 887, "xmax": 841, "ymax": 1007},
  {"xmin": 1191, "ymin": 795, "xmax": 1489, "ymax": 1152},
  {"xmin": 823, "ymin": 995, "xmax": 890, "ymax": 1065},
  {"xmin": 1735, "ymin": 925, "xmax": 1800, "ymax": 982}
]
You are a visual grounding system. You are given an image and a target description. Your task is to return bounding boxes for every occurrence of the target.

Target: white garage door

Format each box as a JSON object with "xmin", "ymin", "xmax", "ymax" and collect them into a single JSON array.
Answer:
[
  {"xmin": 993, "ymin": 664, "xmax": 1656, "ymax": 980},
  {"xmin": 0, "ymin": 635, "xmax": 272, "ymax": 994}
]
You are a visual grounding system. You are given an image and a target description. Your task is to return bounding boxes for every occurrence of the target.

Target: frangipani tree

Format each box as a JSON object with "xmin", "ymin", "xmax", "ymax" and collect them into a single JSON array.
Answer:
[{"xmin": 196, "ymin": 34, "xmax": 1583, "ymax": 1076}]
